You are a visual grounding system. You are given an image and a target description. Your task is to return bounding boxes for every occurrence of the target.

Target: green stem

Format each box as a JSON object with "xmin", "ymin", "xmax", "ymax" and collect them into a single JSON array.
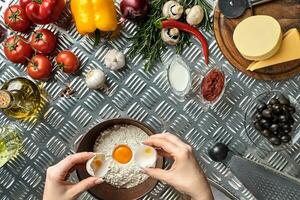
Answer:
[{"xmin": 94, "ymin": 29, "xmax": 101, "ymax": 47}]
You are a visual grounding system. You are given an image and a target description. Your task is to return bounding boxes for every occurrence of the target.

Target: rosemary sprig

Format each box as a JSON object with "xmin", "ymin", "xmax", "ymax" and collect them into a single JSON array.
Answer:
[{"xmin": 128, "ymin": 0, "xmax": 212, "ymax": 71}]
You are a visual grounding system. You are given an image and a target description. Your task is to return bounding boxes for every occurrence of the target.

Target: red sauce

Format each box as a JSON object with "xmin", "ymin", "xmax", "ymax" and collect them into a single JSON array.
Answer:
[{"xmin": 201, "ymin": 69, "xmax": 225, "ymax": 102}]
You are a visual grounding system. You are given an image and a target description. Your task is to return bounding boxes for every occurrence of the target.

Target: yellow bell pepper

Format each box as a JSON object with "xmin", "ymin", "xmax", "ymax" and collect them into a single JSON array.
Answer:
[{"xmin": 70, "ymin": 0, "xmax": 118, "ymax": 35}]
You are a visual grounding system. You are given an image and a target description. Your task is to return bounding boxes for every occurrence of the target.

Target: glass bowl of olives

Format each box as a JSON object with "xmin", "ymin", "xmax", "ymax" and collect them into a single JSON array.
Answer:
[{"xmin": 244, "ymin": 91, "xmax": 299, "ymax": 152}]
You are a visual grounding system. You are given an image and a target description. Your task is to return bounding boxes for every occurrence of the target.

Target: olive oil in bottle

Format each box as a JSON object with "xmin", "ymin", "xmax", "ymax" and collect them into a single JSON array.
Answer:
[{"xmin": 0, "ymin": 77, "xmax": 42, "ymax": 120}]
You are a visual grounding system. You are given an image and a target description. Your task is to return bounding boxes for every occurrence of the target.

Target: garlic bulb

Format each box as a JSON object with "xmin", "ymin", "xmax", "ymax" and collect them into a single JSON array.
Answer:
[
  {"xmin": 162, "ymin": 1, "xmax": 184, "ymax": 20},
  {"xmin": 161, "ymin": 28, "xmax": 180, "ymax": 45},
  {"xmin": 104, "ymin": 49, "xmax": 126, "ymax": 71},
  {"xmin": 185, "ymin": 5, "xmax": 204, "ymax": 26},
  {"xmin": 86, "ymin": 69, "xmax": 106, "ymax": 90}
]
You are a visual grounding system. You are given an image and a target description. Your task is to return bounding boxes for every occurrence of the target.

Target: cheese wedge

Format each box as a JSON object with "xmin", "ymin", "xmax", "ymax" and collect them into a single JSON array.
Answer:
[
  {"xmin": 247, "ymin": 28, "xmax": 300, "ymax": 71},
  {"xmin": 233, "ymin": 15, "xmax": 282, "ymax": 61}
]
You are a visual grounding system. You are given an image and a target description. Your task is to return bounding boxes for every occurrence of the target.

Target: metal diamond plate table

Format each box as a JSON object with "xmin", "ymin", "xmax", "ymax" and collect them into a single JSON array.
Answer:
[{"xmin": 0, "ymin": 0, "xmax": 300, "ymax": 200}]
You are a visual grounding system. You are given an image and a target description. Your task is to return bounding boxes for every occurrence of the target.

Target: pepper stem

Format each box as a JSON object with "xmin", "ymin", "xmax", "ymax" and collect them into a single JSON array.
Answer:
[
  {"xmin": 154, "ymin": 17, "xmax": 168, "ymax": 29},
  {"xmin": 94, "ymin": 29, "xmax": 101, "ymax": 47}
]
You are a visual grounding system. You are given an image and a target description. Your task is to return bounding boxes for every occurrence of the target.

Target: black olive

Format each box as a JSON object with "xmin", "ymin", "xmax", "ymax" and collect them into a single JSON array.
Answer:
[
  {"xmin": 288, "ymin": 106, "xmax": 296, "ymax": 114},
  {"xmin": 282, "ymin": 124, "xmax": 292, "ymax": 131},
  {"xmin": 254, "ymin": 122, "xmax": 264, "ymax": 131},
  {"xmin": 272, "ymin": 104, "xmax": 281, "ymax": 113},
  {"xmin": 283, "ymin": 129, "xmax": 291, "ymax": 134},
  {"xmin": 278, "ymin": 94, "xmax": 290, "ymax": 105},
  {"xmin": 279, "ymin": 115, "xmax": 288, "ymax": 123},
  {"xmin": 261, "ymin": 129, "xmax": 271, "ymax": 138},
  {"xmin": 260, "ymin": 119, "xmax": 271, "ymax": 128},
  {"xmin": 262, "ymin": 109, "xmax": 272, "ymax": 118},
  {"xmin": 267, "ymin": 104, "xmax": 272, "ymax": 110},
  {"xmin": 270, "ymin": 97, "xmax": 279, "ymax": 105},
  {"xmin": 270, "ymin": 124, "xmax": 279, "ymax": 132},
  {"xmin": 269, "ymin": 137, "xmax": 281, "ymax": 146},
  {"xmin": 281, "ymin": 135, "xmax": 291, "ymax": 143},
  {"xmin": 255, "ymin": 113, "xmax": 263, "ymax": 120},
  {"xmin": 208, "ymin": 143, "xmax": 229, "ymax": 162},
  {"xmin": 256, "ymin": 102, "xmax": 267, "ymax": 112}
]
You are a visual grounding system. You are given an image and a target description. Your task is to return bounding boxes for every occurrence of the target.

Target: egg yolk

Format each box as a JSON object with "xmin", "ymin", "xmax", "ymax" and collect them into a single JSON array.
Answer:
[
  {"xmin": 113, "ymin": 144, "xmax": 133, "ymax": 164},
  {"xmin": 144, "ymin": 147, "xmax": 153, "ymax": 156},
  {"xmin": 91, "ymin": 157, "xmax": 102, "ymax": 171}
]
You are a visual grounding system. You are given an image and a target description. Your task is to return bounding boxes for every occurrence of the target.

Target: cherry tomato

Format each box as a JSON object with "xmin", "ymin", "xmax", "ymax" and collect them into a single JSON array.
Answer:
[
  {"xmin": 30, "ymin": 29, "xmax": 57, "ymax": 54},
  {"xmin": 4, "ymin": 35, "xmax": 33, "ymax": 64},
  {"xmin": 20, "ymin": 0, "xmax": 65, "ymax": 24},
  {"xmin": 4, "ymin": 5, "xmax": 30, "ymax": 32},
  {"xmin": 56, "ymin": 50, "xmax": 80, "ymax": 73},
  {"xmin": 27, "ymin": 55, "xmax": 52, "ymax": 80}
]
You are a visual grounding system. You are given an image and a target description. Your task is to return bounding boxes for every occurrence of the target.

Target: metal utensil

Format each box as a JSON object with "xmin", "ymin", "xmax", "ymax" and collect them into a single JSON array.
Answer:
[
  {"xmin": 218, "ymin": 0, "xmax": 274, "ymax": 18},
  {"xmin": 229, "ymin": 156, "xmax": 300, "ymax": 200}
]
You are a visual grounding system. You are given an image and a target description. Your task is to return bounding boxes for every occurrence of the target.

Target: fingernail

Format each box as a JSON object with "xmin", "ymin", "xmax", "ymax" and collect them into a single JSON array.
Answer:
[{"xmin": 95, "ymin": 178, "xmax": 103, "ymax": 184}]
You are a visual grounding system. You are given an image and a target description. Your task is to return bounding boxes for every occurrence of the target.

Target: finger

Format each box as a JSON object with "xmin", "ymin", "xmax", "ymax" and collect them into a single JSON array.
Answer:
[
  {"xmin": 142, "ymin": 167, "xmax": 169, "ymax": 182},
  {"xmin": 54, "ymin": 152, "xmax": 94, "ymax": 179},
  {"xmin": 143, "ymin": 137, "xmax": 180, "ymax": 156},
  {"xmin": 70, "ymin": 177, "xmax": 103, "ymax": 197},
  {"xmin": 156, "ymin": 149, "xmax": 172, "ymax": 158},
  {"xmin": 151, "ymin": 133, "xmax": 187, "ymax": 148}
]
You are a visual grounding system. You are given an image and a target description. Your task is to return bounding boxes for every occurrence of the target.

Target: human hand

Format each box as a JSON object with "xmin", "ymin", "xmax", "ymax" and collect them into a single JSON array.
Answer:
[
  {"xmin": 143, "ymin": 133, "xmax": 214, "ymax": 200},
  {"xmin": 43, "ymin": 152, "xmax": 103, "ymax": 200}
]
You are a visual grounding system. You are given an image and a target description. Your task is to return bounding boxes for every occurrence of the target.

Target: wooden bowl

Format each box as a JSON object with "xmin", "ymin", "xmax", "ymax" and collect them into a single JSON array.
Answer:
[{"xmin": 76, "ymin": 118, "xmax": 163, "ymax": 200}]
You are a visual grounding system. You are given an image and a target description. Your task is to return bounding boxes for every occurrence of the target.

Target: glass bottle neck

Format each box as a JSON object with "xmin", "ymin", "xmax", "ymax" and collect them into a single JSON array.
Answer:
[{"xmin": 0, "ymin": 90, "xmax": 23, "ymax": 109}]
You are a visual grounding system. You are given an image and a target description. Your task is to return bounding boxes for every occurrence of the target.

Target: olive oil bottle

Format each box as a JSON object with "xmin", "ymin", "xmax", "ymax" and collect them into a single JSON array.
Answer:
[{"xmin": 0, "ymin": 77, "xmax": 42, "ymax": 120}]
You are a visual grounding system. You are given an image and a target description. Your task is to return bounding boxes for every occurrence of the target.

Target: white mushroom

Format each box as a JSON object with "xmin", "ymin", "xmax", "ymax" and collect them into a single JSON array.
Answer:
[
  {"xmin": 104, "ymin": 49, "xmax": 126, "ymax": 71},
  {"xmin": 185, "ymin": 5, "xmax": 204, "ymax": 26},
  {"xmin": 161, "ymin": 28, "xmax": 180, "ymax": 45},
  {"xmin": 86, "ymin": 69, "xmax": 106, "ymax": 90},
  {"xmin": 162, "ymin": 1, "xmax": 184, "ymax": 20}
]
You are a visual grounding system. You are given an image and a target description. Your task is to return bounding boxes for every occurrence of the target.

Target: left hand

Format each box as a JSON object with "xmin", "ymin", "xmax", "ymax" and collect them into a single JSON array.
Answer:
[{"xmin": 43, "ymin": 152, "xmax": 103, "ymax": 200}]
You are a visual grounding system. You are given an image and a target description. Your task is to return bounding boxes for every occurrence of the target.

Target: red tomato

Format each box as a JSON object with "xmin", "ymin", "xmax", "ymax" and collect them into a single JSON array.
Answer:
[
  {"xmin": 56, "ymin": 50, "xmax": 80, "ymax": 73},
  {"xmin": 27, "ymin": 55, "xmax": 52, "ymax": 80},
  {"xmin": 4, "ymin": 35, "xmax": 33, "ymax": 64},
  {"xmin": 19, "ymin": 0, "xmax": 65, "ymax": 24},
  {"xmin": 30, "ymin": 29, "xmax": 57, "ymax": 54},
  {"xmin": 4, "ymin": 5, "xmax": 30, "ymax": 32}
]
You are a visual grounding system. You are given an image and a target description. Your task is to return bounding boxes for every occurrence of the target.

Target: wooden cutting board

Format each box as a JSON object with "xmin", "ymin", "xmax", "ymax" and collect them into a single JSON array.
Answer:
[{"xmin": 213, "ymin": 0, "xmax": 300, "ymax": 80}]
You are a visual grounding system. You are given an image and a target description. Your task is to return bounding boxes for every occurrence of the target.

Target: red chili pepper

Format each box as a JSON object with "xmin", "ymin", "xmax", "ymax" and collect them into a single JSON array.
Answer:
[{"xmin": 156, "ymin": 19, "xmax": 209, "ymax": 65}]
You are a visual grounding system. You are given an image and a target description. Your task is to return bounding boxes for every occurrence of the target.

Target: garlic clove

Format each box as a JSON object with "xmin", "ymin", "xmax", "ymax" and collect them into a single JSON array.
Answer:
[
  {"xmin": 104, "ymin": 49, "xmax": 126, "ymax": 71},
  {"xmin": 86, "ymin": 69, "xmax": 106, "ymax": 90}
]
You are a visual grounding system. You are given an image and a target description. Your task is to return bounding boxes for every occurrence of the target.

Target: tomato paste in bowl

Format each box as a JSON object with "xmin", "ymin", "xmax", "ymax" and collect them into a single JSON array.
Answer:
[{"xmin": 201, "ymin": 68, "xmax": 225, "ymax": 105}]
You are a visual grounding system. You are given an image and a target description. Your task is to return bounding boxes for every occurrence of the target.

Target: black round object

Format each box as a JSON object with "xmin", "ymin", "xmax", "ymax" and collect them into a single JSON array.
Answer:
[
  {"xmin": 281, "ymin": 135, "xmax": 291, "ymax": 143},
  {"xmin": 278, "ymin": 95, "xmax": 290, "ymax": 105},
  {"xmin": 262, "ymin": 109, "xmax": 272, "ymax": 118},
  {"xmin": 256, "ymin": 102, "xmax": 267, "ymax": 112},
  {"xmin": 288, "ymin": 106, "xmax": 296, "ymax": 114},
  {"xmin": 269, "ymin": 98, "xmax": 279, "ymax": 105},
  {"xmin": 269, "ymin": 137, "xmax": 281, "ymax": 146},
  {"xmin": 282, "ymin": 124, "xmax": 291, "ymax": 132},
  {"xmin": 279, "ymin": 115, "xmax": 288, "ymax": 123},
  {"xmin": 218, "ymin": 0, "xmax": 247, "ymax": 18},
  {"xmin": 255, "ymin": 113, "xmax": 262, "ymax": 120},
  {"xmin": 261, "ymin": 129, "xmax": 271, "ymax": 138},
  {"xmin": 270, "ymin": 124, "xmax": 279, "ymax": 132},
  {"xmin": 272, "ymin": 104, "xmax": 281, "ymax": 113},
  {"xmin": 254, "ymin": 122, "xmax": 263, "ymax": 131},
  {"xmin": 208, "ymin": 143, "xmax": 230, "ymax": 162},
  {"xmin": 260, "ymin": 119, "xmax": 271, "ymax": 128}
]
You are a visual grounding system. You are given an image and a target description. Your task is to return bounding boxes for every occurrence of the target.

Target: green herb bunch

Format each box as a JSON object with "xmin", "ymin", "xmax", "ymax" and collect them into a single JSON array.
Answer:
[{"xmin": 128, "ymin": 0, "xmax": 212, "ymax": 71}]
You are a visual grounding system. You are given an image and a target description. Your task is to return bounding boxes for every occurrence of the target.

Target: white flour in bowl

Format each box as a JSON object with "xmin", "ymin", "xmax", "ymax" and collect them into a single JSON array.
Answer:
[{"xmin": 93, "ymin": 125, "xmax": 150, "ymax": 188}]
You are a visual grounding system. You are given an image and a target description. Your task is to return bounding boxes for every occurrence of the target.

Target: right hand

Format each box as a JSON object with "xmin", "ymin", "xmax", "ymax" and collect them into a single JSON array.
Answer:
[{"xmin": 143, "ymin": 133, "xmax": 214, "ymax": 200}]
